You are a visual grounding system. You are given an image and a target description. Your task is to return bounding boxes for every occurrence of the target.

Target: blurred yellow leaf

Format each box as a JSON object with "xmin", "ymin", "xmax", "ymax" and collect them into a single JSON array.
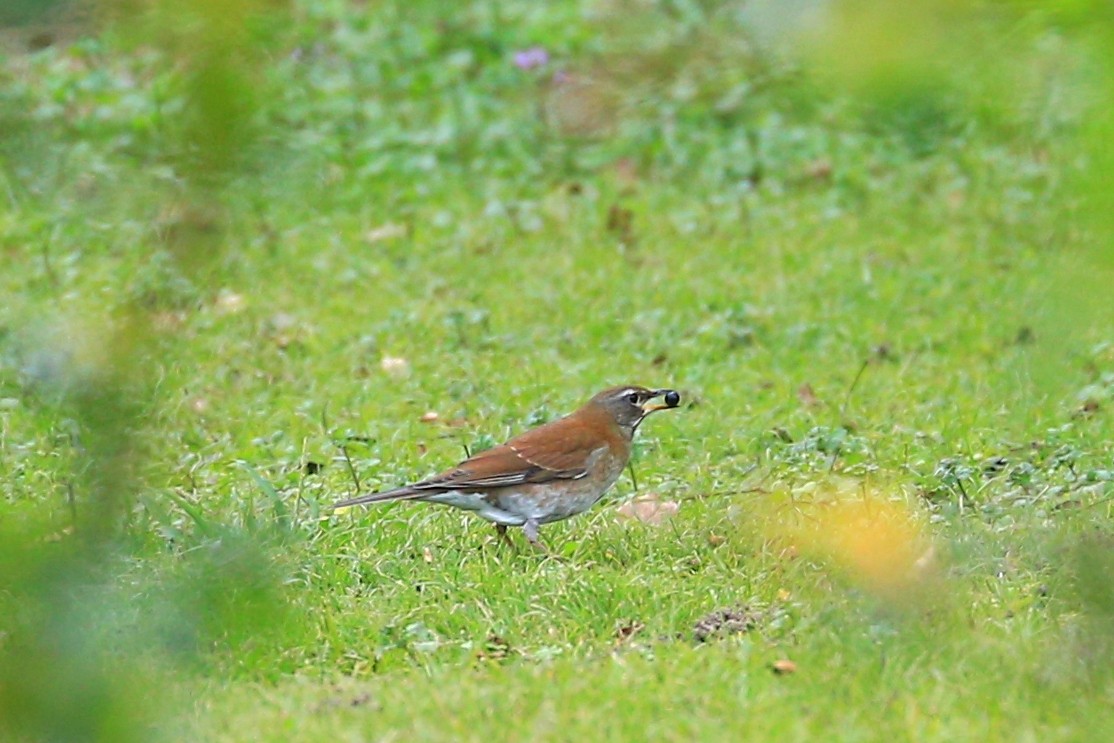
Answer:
[{"xmin": 769, "ymin": 482, "xmax": 939, "ymax": 601}]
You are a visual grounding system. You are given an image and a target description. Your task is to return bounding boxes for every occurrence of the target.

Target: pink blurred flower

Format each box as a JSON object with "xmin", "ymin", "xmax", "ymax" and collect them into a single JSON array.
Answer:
[{"xmin": 513, "ymin": 47, "xmax": 549, "ymax": 70}]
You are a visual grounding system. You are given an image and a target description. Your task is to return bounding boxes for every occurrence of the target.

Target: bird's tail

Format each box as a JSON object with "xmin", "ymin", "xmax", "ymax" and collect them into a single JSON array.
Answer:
[{"xmin": 332, "ymin": 485, "xmax": 427, "ymax": 510}]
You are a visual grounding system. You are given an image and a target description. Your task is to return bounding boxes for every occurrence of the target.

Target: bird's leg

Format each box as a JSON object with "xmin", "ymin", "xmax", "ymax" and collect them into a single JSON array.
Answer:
[
  {"xmin": 522, "ymin": 519, "xmax": 548, "ymax": 553},
  {"xmin": 494, "ymin": 524, "xmax": 517, "ymax": 549}
]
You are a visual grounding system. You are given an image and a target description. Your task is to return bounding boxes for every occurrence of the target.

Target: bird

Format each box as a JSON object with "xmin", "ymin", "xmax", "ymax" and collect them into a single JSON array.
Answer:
[{"xmin": 332, "ymin": 385, "xmax": 681, "ymax": 550}]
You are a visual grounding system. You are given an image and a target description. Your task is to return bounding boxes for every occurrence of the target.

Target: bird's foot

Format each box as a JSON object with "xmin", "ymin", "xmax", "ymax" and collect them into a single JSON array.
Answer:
[
  {"xmin": 522, "ymin": 519, "xmax": 550, "ymax": 554},
  {"xmin": 494, "ymin": 524, "xmax": 518, "ymax": 550}
]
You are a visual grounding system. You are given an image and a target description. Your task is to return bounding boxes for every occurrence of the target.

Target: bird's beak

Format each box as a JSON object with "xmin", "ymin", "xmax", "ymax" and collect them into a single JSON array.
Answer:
[{"xmin": 641, "ymin": 389, "xmax": 680, "ymax": 414}]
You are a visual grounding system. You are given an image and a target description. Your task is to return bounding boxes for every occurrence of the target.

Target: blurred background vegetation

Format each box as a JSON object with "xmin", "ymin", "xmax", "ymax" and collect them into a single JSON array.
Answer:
[{"xmin": 1, "ymin": 0, "xmax": 1112, "ymax": 740}]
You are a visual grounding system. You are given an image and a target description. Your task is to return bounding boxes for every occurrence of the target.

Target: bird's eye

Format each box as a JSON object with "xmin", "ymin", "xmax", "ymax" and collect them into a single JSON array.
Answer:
[{"xmin": 626, "ymin": 391, "xmax": 641, "ymax": 405}]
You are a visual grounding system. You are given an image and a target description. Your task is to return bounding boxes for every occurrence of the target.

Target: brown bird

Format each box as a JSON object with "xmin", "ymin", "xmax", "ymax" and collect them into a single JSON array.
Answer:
[{"xmin": 333, "ymin": 385, "xmax": 680, "ymax": 550}]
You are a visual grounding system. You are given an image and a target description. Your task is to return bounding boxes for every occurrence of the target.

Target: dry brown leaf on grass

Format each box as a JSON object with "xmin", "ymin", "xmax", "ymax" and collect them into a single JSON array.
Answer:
[
  {"xmin": 151, "ymin": 311, "xmax": 185, "ymax": 332},
  {"xmin": 771, "ymin": 659, "xmax": 797, "ymax": 675},
  {"xmin": 804, "ymin": 157, "xmax": 833, "ymax": 182},
  {"xmin": 379, "ymin": 356, "xmax": 410, "ymax": 378},
  {"xmin": 614, "ymin": 621, "xmax": 645, "ymax": 645},
  {"xmin": 214, "ymin": 289, "xmax": 246, "ymax": 314},
  {"xmin": 616, "ymin": 493, "xmax": 679, "ymax": 526},
  {"xmin": 797, "ymin": 382, "xmax": 822, "ymax": 408},
  {"xmin": 365, "ymin": 223, "xmax": 407, "ymax": 243}
]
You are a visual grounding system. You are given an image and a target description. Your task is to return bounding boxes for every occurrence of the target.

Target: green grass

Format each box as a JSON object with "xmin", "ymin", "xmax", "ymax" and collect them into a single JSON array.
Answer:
[{"xmin": 1, "ymin": 1, "xmax": 1113, "ymax": 741}]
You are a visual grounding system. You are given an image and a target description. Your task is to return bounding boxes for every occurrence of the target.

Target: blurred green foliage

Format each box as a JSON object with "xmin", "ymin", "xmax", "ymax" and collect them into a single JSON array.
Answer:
[
  {"xmin": 1, "ymin": 1, "xmax": 292, "ymax": 740},
  {"xmin": 0, "ymin": 533, "xmax": 150, "ymax": 743},
  {"xmin": 0, "ymin": 1, "xmax": 72, "ymax": 26}
]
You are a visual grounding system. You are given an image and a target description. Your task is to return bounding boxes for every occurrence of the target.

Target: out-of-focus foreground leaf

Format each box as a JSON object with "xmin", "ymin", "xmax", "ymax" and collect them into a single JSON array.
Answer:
[{"xmin": 0, "ymin": 2, "xmax": 294, "ymax": 740}]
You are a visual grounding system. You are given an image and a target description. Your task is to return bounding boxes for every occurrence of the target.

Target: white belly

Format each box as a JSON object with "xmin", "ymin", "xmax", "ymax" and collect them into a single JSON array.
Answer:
[{"xmin": 420, "ymin": 491, "xmax": 527, "ymax": 526}]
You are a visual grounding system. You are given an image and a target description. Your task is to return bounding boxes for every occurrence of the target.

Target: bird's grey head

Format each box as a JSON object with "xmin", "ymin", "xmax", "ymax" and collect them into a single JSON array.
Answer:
[{"xmin": 590, "ymin": 385, "xmax": 681, "ymax": 432}]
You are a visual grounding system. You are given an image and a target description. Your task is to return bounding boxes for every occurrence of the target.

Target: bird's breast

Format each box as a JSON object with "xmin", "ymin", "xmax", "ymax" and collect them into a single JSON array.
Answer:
[{"xmin": 495, "ymin": 455, "xmax": 628, "ymax": 525}]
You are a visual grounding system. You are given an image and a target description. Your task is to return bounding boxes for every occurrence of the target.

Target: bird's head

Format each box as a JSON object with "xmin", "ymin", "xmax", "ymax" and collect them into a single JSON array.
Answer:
[{"xmin": 589, "ymin": 385, "xmax": 681, "ymax": 433}]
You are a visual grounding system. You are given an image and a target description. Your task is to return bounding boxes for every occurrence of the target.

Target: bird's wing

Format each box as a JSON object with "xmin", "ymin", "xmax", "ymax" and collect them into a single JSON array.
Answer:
[{"xmin": 412, "ymin": 418, "xmax": 611, "ymax": 491}]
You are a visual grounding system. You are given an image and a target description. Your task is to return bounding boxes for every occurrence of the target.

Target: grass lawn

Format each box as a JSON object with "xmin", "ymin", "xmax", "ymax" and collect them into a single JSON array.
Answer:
[{"xmin": 1, "ymin": 1, "xmax": 1112, "ymax": 741}]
